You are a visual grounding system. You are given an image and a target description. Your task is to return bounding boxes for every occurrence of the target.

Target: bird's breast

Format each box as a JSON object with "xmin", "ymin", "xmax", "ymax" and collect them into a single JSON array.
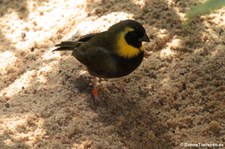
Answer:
[{"xmin": 116, "ymin": 51, "xmax": 144, "ymax": 76}]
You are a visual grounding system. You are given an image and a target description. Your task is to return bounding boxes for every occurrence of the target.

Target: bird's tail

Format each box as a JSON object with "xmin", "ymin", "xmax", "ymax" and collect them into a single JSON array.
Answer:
[{"xmin": 53, "ymin": 41, "xmax": 82, "ymax": 51}]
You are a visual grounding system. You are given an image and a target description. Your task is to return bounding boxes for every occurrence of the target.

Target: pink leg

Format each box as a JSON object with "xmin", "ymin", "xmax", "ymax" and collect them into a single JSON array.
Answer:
[{"xmin": 91, "ymin": 77, "xmax": 100, "ymax": 102}]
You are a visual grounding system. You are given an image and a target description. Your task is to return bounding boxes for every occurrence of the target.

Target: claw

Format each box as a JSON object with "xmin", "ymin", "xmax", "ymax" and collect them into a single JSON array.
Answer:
[
  {"xmin": 91, "ymin": 88, "xmax": 99, "ymax": 97},
  {"xmin": 91, "ymin": 88, "xmax": 100, "ymax": 103}
]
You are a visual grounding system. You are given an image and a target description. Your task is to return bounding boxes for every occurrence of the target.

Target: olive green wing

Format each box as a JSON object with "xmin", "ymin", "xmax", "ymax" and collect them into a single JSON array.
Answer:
[
  {"xmin": 54, "ymin": 33, "xmax": 97, "ymax": 51},
  {"xmin": 73, "ymin": 46, "xmax": 117, "ymax": 75},
  {"xmin": 78, "ymin": 33, "xmax": 96, "ymax": 42}
]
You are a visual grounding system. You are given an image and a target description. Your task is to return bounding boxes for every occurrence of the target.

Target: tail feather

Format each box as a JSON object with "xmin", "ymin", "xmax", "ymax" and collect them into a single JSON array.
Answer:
[
  {"xmin": 53, "ymin": 41, "xmax": 82, "ymax": 51},
  {"xmin": 54, "ymin": 33, "xmax": 96, "ymax": 51}
]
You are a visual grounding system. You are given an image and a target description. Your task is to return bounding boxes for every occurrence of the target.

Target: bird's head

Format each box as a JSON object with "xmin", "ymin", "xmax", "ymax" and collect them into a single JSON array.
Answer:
[{"xmin": 109, "ymin": 19, "xmax": 150, "ymax": 58}]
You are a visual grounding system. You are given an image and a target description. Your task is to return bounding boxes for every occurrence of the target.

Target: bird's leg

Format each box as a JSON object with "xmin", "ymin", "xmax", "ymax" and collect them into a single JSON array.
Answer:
[
  {"xmin": 98, "ymin": 78, "xmax": 104, "ymax": 88},
  {"xmin": 118, "ymin": 80, "xmax": 125, "ymax": 92},
  {"xmin": 91, "ymin": 77, "xmax": 101, "ymax": 102},
  {"xmin": 91, "ymin": 77, "xmax": 99, "ymax": 96},
  {"xmin": 117, "ymin": 79, "xmax": 126, "ymax": 93}
]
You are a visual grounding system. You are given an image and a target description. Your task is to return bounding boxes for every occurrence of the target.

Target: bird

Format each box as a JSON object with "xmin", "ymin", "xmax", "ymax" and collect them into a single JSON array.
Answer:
[{"xmin": 54, "ymin": 19, "xmax": 150, "ymax": 100}]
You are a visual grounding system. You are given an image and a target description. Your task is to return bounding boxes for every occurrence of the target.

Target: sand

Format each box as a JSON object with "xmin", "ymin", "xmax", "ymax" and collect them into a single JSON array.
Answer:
[{"xmin": 0, "ymin": 0, "xmax": 224, "ymax": 148}]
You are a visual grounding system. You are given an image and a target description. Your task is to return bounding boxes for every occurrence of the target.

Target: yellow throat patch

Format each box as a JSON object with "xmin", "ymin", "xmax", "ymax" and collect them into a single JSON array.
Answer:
[{"xmin": 117, "ymin": 27, "xmax": 143, "ymax": 58}]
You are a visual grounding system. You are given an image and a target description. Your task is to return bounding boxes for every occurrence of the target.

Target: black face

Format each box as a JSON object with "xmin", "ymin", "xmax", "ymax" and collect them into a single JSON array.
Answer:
[
  {"xmin": 125, "ymin": 31, "xmax": 143, "ymax": 48},
  {"xmin": 123, "ymin": 20, "xmax": 150, "ymax": 48},
  {"xmin": 108, "ymin": 19, "xmax": 150, "ymax": 48}
]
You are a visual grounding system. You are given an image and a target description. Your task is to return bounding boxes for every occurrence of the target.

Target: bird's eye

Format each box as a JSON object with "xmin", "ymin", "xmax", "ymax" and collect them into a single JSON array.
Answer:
[
  {"xmin": 128, "ymin": 31, "xmax": 138, "ymax": 39},
  {"xmin": 125, "ymin": 31, "xmax": 142, "ymax": 48}
]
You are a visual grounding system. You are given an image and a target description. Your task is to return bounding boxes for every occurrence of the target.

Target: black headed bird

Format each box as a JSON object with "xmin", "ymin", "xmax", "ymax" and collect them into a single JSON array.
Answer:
[{"xmin": 54, "ymin": 19, "xmax": 150, "ymax": 100}]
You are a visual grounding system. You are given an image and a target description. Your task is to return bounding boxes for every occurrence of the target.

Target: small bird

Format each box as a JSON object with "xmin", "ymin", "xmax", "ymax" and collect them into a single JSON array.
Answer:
[{"xmin": 54, "ymin": 19, "xmax": 150, "ymax": 100}]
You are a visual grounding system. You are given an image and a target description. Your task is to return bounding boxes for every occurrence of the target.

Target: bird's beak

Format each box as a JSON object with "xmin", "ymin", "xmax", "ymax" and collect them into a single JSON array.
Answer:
[{"xmin": 139, "ymin": 33, "xmax": 150, "ymax": 42}]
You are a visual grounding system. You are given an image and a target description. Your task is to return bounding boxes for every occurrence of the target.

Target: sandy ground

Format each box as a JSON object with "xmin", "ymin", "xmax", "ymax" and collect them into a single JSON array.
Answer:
[{"xmin": 0, "ymin": 0, "xmax": 225, "ymax": 148}]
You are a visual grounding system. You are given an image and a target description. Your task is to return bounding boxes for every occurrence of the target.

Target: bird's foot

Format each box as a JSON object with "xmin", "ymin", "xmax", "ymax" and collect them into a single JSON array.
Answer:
[
  {"xmin": 116, "ymin": 80, "xmax": 127, "ymax": 94},
  {"xmin": 91, "ymin": 88, "xmax": 100, "ymax": 103}
]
